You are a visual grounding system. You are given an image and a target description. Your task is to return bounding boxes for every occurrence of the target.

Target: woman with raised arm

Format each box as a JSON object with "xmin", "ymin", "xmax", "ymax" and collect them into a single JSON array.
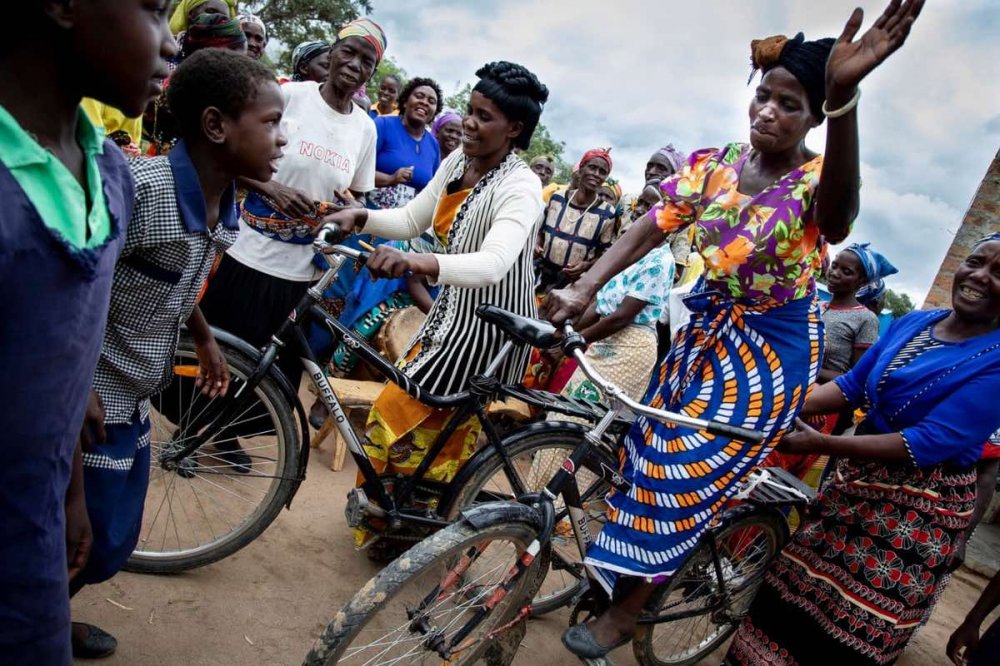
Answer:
[
  {"xmin": 325, "ymin": 61, "xmax": 548, "ymax": 552},
  {"xmin": 728, "ymin": 234, "xmax": 1000, "ymax": 665},
  {"xmin": 541, "ymin": 1, "xmax": 926, "ymax": 659}
]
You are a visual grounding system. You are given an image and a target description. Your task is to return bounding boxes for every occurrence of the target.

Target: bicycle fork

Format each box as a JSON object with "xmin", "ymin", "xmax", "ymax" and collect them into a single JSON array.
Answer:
[
  {"xmin": 412, "ymin": 411, "xmax": 624, "ymax": 658},
  {"xmin": 408, "ymin": 498, "xmax": 556, "ymax": 660}
]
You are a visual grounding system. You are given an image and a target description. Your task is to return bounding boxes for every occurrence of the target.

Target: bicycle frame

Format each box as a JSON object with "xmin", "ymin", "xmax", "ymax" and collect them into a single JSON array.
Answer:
[
  {"xmin": 159, "ymin": 245, "xmax": 584, "ymax": 533},
  {"xmin": 425, "ymin": 338, "xmax": 801, "ymax": 656}
]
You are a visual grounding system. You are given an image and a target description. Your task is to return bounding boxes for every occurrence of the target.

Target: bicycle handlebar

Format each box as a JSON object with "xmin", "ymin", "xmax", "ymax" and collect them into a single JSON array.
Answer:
[
  {"xmin": 313, "ymin": 224, "xmax": 370, "ymax": 264},
  {"xmin": 562, "ymin": 323, "xmax": 765, "ymax": 444}
]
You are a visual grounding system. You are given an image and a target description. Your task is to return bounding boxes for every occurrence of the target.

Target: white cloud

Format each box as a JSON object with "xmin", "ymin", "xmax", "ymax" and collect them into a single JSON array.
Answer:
[{"xmin": 368, "ymin": 0, "xmax": 1000, "ymax": 301}]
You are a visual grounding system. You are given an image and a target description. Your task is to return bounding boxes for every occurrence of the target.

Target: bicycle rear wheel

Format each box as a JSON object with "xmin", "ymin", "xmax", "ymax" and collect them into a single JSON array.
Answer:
[
  {"xmin": 632, "ymin": 511, "xmax": 786, "ymax": 666},
  {"xmin": 445, "ymin": 429, "xmax": 615, "ymax": 615},
  {"xmin": 125, "ymin": 332, "xmax": 299, "ymax": 573},
  {"xmin": 304, "ymin": 517, "xmax": 542, "ymax": 665}
]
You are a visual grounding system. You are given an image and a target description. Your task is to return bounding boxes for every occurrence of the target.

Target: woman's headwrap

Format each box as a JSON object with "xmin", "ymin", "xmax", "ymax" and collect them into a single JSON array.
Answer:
[
  {"xmin": 181, "ymin": 13, "xmax": 247, "ymax": 57},
  {"xmin": 335, "ymin": 18, "xmax": 388, "ymax": 65},
  {"xmin": 655, "ymin": 144, "xmax": 687, "ymax": 174},
  {"xmin": 603, "ymin": 178, "xmax": 623, "ymax": 203},
  {"xmin": 237, "ymin": 14, "xmax": 267, "ymax": 41},
  {"xmin": 750, "ymin": 32, "xmax": 835, "ymax": 121},
  {"xmin": 291, "ymin": 40, "xmax": 331, "ymax": 81},
  {"xmin": 973, "ymin": 232, "xmax": 1000, "ymax": 249},
  {"xmin": 844, "ymin": 242, "xmax": 898, "ymax": 306},
  {"xmin": 169, "ymin": 0, "xmax": 238, "ymax": 34},
  {"xmin": 577, "ymin": 147, "xmax": 612, "ymax": 172},
  {"xmin": 181, "ymin": 13, "xmax": 247, "ymax": 58},
  {"xmin": 431, "ymin": 110, "xmax": 463, "ymax": 137}
]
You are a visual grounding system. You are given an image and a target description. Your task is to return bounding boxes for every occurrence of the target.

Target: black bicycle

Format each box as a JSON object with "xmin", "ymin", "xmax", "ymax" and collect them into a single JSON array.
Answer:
[
  {"xmin": 129, "ymin": 235, "xmax": 626, "ymax": 618},
  {"xmin": 303, "ymin": 314, "xmax": 816, "ymax": 666}
]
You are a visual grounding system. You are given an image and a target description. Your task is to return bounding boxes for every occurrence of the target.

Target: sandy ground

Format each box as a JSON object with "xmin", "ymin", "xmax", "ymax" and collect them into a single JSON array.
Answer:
[{"xmin": 73, "ymin": 416, "xmax": 992, "ymax": 666}]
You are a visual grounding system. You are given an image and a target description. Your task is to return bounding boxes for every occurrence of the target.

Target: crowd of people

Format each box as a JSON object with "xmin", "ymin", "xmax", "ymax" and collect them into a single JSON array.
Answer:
[{"xmin": 2, "ymin": 1, "xmax": 999, "ymax": 665}]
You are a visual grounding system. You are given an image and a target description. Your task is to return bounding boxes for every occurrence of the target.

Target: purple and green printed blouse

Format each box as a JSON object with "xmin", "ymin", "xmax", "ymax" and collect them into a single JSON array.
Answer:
[{"xmin": 647, "ymin": 142, "xmax": 829, "ymax": 304}]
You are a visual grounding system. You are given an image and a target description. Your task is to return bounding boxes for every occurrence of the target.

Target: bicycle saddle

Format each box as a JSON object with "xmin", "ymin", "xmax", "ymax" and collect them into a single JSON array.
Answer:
[{"xmin": 476, "ymin": 304, "xmax": 559, "ymax": 349}]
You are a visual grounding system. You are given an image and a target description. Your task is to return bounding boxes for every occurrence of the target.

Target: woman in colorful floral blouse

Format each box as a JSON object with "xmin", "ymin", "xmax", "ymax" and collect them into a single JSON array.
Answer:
[{"xmin": 542, "ymin": 1, "xmax": 925, "ymax": 658}]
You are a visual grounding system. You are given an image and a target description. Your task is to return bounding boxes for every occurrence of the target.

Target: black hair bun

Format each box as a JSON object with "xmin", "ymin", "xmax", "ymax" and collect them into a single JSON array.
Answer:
[{"xmin": 475, "ymin": 61, "xmax": 549, "ymax": 106}]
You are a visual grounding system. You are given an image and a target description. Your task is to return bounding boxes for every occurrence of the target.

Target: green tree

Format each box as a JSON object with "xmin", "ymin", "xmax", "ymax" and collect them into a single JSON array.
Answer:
[
  {"xmin": 520, "ymin": 124, "xmax": 572, "ymax": 183},
  {"xmin": 240, "ymin": 0, "xmax": 372, "ymax": 71},
  {"xmin": 441, "ymin": 82, "xmax": 573, "ymax": 183},
  {"xmin": 443, "ymin": 83, "xmax": 472, "ymax": 113},
  {"xmin": 884, "ymin": 288, "xmax": 915, "ymax": 318}
]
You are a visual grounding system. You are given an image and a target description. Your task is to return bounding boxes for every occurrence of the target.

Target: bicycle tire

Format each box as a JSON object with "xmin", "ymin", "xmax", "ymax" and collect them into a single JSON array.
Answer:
[
  {"xmin": 125, "ymin": 332, "xmax": 299, "ymax": 573},
  {"xmin": 444, "ymin": 428, "xmax": 616, "ymax": 616},
  {"xmin": 303, "ymin": 516, "xmax": 544, "ymax": 665},
  {"xmin": 632, "ymin": 510, "xmax": 786, "ymax": 666}
]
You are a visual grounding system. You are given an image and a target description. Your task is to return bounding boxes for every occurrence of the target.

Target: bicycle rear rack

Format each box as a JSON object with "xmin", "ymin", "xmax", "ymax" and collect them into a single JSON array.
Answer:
[{"xmin": 734, "ymin": 466, "xmax": 817, "ymax": 505}]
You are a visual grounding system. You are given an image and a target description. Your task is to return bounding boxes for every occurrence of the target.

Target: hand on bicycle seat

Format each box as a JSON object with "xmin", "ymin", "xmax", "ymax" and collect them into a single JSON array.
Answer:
[{"xmin": 541, "ymin": 281, "xmax": 597, "ymax": 327}]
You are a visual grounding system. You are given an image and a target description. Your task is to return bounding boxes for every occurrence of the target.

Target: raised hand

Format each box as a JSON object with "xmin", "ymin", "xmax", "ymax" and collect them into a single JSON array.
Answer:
[{"xmin": 826, "ymin": 0, "xmax": 925, "ymax": 98}]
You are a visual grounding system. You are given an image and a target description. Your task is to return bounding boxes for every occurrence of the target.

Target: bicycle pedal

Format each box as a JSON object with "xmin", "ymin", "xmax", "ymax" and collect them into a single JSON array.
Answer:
[{"xmin": 344, "ymin": 488, "xmax": 386, "ymax": 528}]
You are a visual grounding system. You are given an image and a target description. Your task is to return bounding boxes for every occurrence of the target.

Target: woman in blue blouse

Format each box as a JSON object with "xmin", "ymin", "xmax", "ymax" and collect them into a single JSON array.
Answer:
[
  {"xmin": 728, "ymin": 234, "xmax": 1000, "ymax": 666},
  {"xmin": 368, "ymin": 76, "xmax": 443, "ymax": 209}
]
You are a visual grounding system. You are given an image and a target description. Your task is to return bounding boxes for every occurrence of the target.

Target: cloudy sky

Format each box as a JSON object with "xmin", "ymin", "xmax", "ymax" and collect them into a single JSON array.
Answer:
[{"xmin": 359, "ymin": 0, "xmax": 998, "ymax": 302}]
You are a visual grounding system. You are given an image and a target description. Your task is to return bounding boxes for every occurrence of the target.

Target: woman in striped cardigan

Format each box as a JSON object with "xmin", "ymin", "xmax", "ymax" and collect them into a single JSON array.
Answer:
[{"xmin": 326, "ymin": 61, "xmax": 549, "ymax": 549}]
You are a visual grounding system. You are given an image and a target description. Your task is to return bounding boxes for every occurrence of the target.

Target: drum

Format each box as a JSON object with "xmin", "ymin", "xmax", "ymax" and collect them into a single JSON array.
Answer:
[{"xmin": 375, "ymin": 306, "xmax": 426, "ymax": 363}]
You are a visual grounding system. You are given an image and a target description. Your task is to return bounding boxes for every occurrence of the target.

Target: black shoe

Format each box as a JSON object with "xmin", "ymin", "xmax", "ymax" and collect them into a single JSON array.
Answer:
[
  {"xmin": 71, "ymin": 622, "xmax": 117, "ymax": 659},
  {"xmin": 309, "ymin": 398, "xmax": 329, "ymax": 430},
  {"xmin": 214, "ymin": 440, "xmax": 252, "ymax": 473},
  {"xmin": 561, "ymin": 623, "xmax": 631, "ymax": 659}
]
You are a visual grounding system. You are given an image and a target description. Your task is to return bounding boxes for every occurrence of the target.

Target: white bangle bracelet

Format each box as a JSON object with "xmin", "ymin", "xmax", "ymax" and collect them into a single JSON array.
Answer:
[{"xmin": 822, "ymin": 88, "xmax": 861, "ymax": 119}]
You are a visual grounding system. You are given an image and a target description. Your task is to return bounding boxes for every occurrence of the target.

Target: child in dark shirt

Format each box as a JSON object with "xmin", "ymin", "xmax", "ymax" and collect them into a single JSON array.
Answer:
[{"xmin": 0, "ymin": 3, "xmax": 175, "ymax": 663}]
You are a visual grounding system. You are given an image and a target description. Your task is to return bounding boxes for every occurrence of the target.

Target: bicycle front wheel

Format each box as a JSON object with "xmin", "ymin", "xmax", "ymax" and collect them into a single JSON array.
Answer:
[
  {"xmin": 445, "ymin": 428, "xmax": 616, "ymax": 615},
  {"xmin": 126, "ymin": 332, "xmax": 300, "ymax": 573},
  {"xmin": 304, "ymin": 518, "xmax": 542, "ymax": 665},
  {"xmin": 632, "ymin": 510, "xmax": 786, "ymax": 666}
]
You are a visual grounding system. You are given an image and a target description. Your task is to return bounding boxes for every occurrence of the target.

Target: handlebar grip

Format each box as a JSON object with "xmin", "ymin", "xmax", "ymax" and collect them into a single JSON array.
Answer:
[
  {"xmin": 704, "ymin": 421, "xmax": 765, "ymax": 444},
  {"xmin": 561, "ymin": 330, "xmax": 587, "ymax": 355}
]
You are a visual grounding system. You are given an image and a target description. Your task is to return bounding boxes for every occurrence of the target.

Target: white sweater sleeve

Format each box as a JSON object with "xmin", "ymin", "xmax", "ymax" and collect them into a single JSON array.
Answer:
[
  {"xmin": 361, "ymin": 152, "xmax": 452, "ymax": 240},
  {"xmin": 434, "ymin": 174, "xmax": 544, "ymax": 288}
]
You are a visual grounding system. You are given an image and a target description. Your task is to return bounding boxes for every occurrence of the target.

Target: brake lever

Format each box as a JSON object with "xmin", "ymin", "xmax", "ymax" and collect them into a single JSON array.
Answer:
[{"xmin": 560, "ymin": 321, "xmax": 587, "ymax": 355}]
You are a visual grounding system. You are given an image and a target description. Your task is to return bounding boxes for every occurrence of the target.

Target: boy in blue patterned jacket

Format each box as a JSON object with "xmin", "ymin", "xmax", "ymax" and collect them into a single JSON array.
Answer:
[{"xmin": 70, "ymin": 49, "xmax": 286, "ymax": 658}]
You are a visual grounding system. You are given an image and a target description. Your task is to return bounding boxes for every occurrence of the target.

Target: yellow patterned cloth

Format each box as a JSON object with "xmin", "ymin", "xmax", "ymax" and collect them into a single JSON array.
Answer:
[{"xmin": 354, "ymin": 383, "xmax": 481, "ymax": 547}]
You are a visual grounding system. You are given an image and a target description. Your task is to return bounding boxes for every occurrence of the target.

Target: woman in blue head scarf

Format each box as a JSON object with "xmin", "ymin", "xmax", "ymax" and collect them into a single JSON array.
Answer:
[
  {"xmin": 848, "ymin": 241, "xmax": 899, "ymax": 308},
  {"xmin": 819, "ymin": 242, "xmax": 898, "ymax": 384}
]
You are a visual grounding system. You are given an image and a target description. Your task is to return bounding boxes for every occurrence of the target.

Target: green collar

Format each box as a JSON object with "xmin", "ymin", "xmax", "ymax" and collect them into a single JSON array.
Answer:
[{"xmin": 0, "ymin": 103, "xmax": 105, "ymax": 168}]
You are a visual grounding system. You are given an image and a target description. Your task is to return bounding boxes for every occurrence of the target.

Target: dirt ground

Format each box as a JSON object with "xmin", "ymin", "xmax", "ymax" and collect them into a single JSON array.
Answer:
[{"xmin": 73, "ymin": 421, "xmax": 991, "ymax": 666}]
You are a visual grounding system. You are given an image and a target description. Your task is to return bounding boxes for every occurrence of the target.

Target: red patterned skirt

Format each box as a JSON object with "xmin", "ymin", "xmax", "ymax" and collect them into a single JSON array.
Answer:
[{"xmin": 727, "ymin": 455, "xmax": 976, "ymax": 665}]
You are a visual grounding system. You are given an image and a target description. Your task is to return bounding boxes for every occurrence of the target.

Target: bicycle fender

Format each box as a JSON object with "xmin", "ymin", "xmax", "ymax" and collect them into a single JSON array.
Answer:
[
  {"xmin": 440, "ymin": 420, "xmax": 593, "ymax": 513},
  {"xmin": 459, "ymin": 501, "xmax": 544, "ymax": 532},
  {"xmin": 712, "ymin": 504, "xmax": 790, "ymax": 543},
  {"xmin": 208, "ymin": 326, "xmax": 311, "ymax": 506}
]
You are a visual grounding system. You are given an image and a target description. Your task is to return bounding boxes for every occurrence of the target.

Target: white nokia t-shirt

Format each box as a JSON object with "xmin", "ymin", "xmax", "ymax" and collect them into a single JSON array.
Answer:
[{"xmin": 227, "ymin": 82, "xmax": 377, "ymax": 281}]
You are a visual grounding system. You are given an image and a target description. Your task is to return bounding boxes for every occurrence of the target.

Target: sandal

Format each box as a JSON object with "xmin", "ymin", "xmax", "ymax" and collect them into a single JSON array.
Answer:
[
  {"xmin": 71, "ymin": 622, "xmax": 117, "ymax": 659},
  {"xmin": 561, "ymin": 623, "xmax": 632, "ymax": 659}
]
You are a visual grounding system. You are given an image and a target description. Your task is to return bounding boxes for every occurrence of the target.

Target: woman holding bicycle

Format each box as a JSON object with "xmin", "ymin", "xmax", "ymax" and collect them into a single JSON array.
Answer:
[
  {"xmin": 325, "ymin": 61, "xmax": 549, "ymax": 548},
  {"xmin": 728, "ymin": 234, "xmax": 1000, "ymax": 665},
  {"xmin": 543, "ymin": 1, "xmax": 925, "ymax": 659}
]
